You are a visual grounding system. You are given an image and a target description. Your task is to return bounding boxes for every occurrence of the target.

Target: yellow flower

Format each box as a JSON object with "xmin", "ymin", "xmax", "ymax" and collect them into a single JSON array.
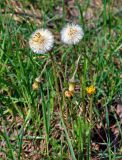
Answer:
[
  {"xmin": 65, "ymin": 90, "xmax": 73, "ymax": 98},
  {"xmin": 32, "ymin": 81, "xmax": 39, "ymax": 90},
  {"xmin": 32, "ymin": 76, "xmax": 42, "ymax": 91},
  {"xmin": 86, "ymin": 85, "xmax": 96, "ymax": 95},
  {"xmin": 69, "ymin": 82, "xmax": 75, "ymax": 92}
]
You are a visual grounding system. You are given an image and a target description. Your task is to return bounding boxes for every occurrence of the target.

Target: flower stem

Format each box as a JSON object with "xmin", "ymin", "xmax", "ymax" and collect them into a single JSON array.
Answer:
[
  {"xmin": 89, "ymin": 95, "xmax": 93, "ymax": 157},
  {"xmin": 35, "ymin": 59, "xmax": 51, "ymax": 82},
  {"xmin": 49, "ymin": 52, "xmax": 61, "ymax": 109},
  {"xmin": 72, "ymin": 55, "xmax": 81, "ymax": 79},
  {"xmin": 89, "ymin": 95, "xmax": 93, "ymax": 126}
]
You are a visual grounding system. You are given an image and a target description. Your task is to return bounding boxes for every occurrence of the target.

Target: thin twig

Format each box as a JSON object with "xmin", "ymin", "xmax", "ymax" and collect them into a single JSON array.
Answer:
[
  {"xmin": 72, "ymin": 55, "xmax": 81, "ymax": 79},
  {"xmin": 35, "ymin": 59, "xmax": 51, "ymax": 82}
]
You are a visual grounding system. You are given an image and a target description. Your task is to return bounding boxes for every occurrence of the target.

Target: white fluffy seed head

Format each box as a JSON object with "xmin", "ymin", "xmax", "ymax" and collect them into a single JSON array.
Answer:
[
  {"xmin": 61, "ymin": 23, "xmax": 84, "ymax": 45},
  {"xmin": 29, "ymin": 29, "xmax": 54, "ymax": 54}
]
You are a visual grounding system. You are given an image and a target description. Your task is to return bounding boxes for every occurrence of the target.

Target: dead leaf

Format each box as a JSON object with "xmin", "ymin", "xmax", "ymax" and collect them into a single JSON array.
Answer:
[
  {"xmin": 116, "ymin": 104, "xmax": 122, "ymax": 123},
  {"xmin": 84, "ymin": 7, "xmax": 94, "ymax": 20},
  {"xmin": 91, "ymin": 0, "xmax": 103, "ymax": 8}
]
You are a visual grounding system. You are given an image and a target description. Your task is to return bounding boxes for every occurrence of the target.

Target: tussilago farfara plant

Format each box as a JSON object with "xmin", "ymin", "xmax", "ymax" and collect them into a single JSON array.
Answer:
[
  {"xmin": 29, "ymin": 24, "xmax": 96, "ymax": 156},
  {"xmin": 29, "ymin": 28, "xmax": 55, "ymax": 90},
  {"xmin": 29, "ymin": 24, "xmax": 84, "ymax": 93},
  {"xmin": 60, "ymin": 24, "xmax": 84, "ymax": 97}
]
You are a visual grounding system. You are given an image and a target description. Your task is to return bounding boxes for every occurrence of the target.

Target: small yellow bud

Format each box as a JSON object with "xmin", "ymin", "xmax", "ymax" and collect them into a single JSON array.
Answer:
[
  {"xmin": 32, "ymin": 81, "xmax": 39, "ymax": 90},
  {"xmin": 86, "ymin": 85, "xmax": 96, "ymax": 95},
  {"xmin": 65, "ymin": 90, "xmax": 73, "ymax": 98},
  {"xmin": 69, "ymin": 82, "xmax": 75, "ymax": 92},
  {"xmin": 120, "ymin": 146, "xmax": 122, "ymax": 154},
  {"xmin": 68, "ymin": 78, "xmax": 79, "ymax": 92}
]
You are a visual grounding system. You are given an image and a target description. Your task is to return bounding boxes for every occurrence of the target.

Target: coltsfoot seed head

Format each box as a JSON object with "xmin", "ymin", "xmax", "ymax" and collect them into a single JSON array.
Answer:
[
  {"xmin": 29, "ymin": 29, "xmax": 54, "ymax": 54},
  {"xmin": 61, "ymin": 23, "xmax": 84, "ymax": 45}
]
